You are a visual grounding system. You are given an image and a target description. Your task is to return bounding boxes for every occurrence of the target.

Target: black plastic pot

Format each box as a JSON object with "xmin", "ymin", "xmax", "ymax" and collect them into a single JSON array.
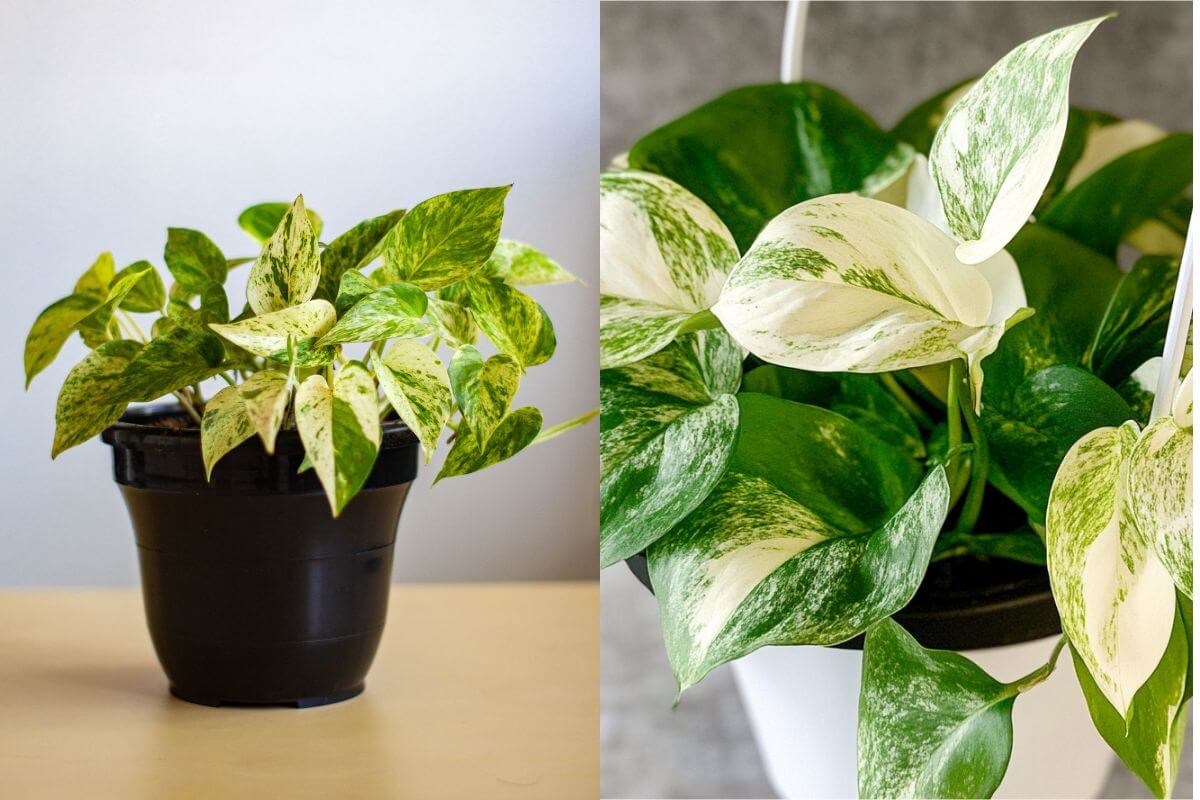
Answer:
[
  {"xmin": 101, "ymin": 404, "xmax": 419, "ymax": 708},
  {"xmin": 626, "ymin": 549, "xmax": 1061, "ymax": 651}
]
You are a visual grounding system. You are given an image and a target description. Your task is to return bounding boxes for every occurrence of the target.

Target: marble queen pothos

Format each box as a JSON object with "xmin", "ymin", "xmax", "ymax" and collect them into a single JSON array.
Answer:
[
  {"xmin": 28, "ymin": 189, "xmax": 594, "ymax": 515},
  {"xmin": 601, "ymin": 14, "xmax": 1192, "ymax": 800}
]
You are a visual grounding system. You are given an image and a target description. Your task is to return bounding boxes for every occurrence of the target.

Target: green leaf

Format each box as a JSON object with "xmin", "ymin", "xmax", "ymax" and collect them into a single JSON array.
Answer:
[
  {"xmin": 51, "ymin": 340, "xmax": 142, "ymax": 457},
  {"xmin": 238, "ymin": 201, "xmax": 323, "ymax": 244},
  {"xmin": 371, "ymin": 340, "xmax": 452, "ymax": 462},
  {"xmin": 200, "ymin": 385, "xmax": 256, "ymax": 479},
  {"xmin": 316, "ymin": 284, "xmax": 430, "ymax": 346},
  {"xmin": 1040, "ymin": 135, "xmax": 1192, "ymax": 257},
  {"xmin": 449, "ymin": 345, "xmax": 521, "ymax": 447},
  {"xmin": 72, "ymin": 252, "xmax": 116, "ymax": 300},
  {"xmin": 712, "ymin": 194, "xmax": 1030, "ymax": 405},
  {"xmin": 462, "ymin": 276, "xmax": 556, "ymax": 367},
  {"xmin": 334, "ymin": 269, "xmax": 377, "ymax": 317},
  {"xmin": 435, "ymin": 406, "xmax": 543, "ymax": 481},
  {"xmin": 24, "ymin": 294, "xmax": 100, "ymax": 387},
  {"xmin": 1071, "ymin": 601, "xmax": 1190, "ymax": 799},
  {"xmin": 246, "ymin": 195, "xmax": 320, "ymax": 315},
  {"xmin": 209, "ymin": 299, "xmax": 335, "ymax": 357},
  {"xmin": 1046, "ymin": 421, "xmax": 1177, "ymax": 718},
  {"xmin": 267, "ymin": 337, "xmax": 338, "ymax": 368},
  {"xmin": 73, "ymin": 262, "xmax": 156, "ymax": 345},
  {"xmin": 599, "ymin": 170, "xmax": 738, "ymax": 368},
  {"xmin": 294, "ymin": 363, "xmax": 382, "ymax": 516},
  {"xmin": 483, "ymin": 239, "xmax": 576, "ymax": 286},
  {"xmin": 534, "ymin": 408, "xmax": 598, "ymax": 445},
  {"xmin": 377, "ymin": 186, "xmax": 510, "ymax": 290},
  {"xmin": 858, "ymin": 618, "xmax": 1017, "ymax": 799},
  {"xmin": 119, "ymin": 325, "xmax": 225, "ymax": 402},
  {"xmin": 316, "ymin": 209, "xmax": 406, "ymax": 301},
  {"xmin": 111, "ymin": 260, "xmax": 165, "ymax": 313},
  {"xmin": 648, "ymin": 394, "xmax": 942, "ymax": 691},
  {"xmin": 238, "ymin": 369, "xmax": 293, "ymax": 455},
  {"xmin": 1035, "ymin": 107, "xmax": 1122, "ymax": 211},
  {"xmin": 164, "ymin": 228, "xmax": 227, "ymax": 293},
  {"xmin": 628, "ymin": 82, "xmax": 902, "ymax": 251},
  {"xmin": 1089, "ymin": 255, "xmax": 1180, "ymax": 384},
  {"xmin": 929, "ymin": 16, "xmax": 1108, "ymax": 264},
  {"xmin": 600, "ymin": 330, "xmax": 742, "ymax": 567},
  {"xmin": 199, "ymin": 284, "xmax": 230, "ymax": 325},
  {"xmin": 427, "ymin": 296, "xmax": 477, "ymax": 348}
]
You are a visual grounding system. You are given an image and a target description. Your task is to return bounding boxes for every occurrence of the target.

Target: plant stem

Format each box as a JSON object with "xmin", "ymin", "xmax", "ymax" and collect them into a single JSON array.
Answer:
[
  {"xmin": 1006, "ymin": 636, "xmax": 1067, "ymax": 695},
  {"xmin": 173, "ymin": 390, "xmax": 203, "ymax": 425},
  {"xmin": 955, "ymin": 383, "xmax": 991, "ymax": 532},
  {"xmin": 677, "ymin": 308, "xmax": 722, "ymax": 334},
  {"xmin": 946, "ymin": 361, "xmax": 964, "ymax": 488},
  {"xmin": 120, "ymin": 311, "xmax": 148, "ymax": 343},
  {"xmin": 217, "ymin": 371, "xmax": 237, "ymax": 388},
  {"xmin": 881, "ymin": 372, "xmax": 933, "ymax": 429}
]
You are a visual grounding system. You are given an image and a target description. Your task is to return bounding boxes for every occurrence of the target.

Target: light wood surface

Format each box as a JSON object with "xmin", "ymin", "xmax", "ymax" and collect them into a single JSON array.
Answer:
[{"xmin": 0, "ymin": 583, "xmax": 598, "ymax": 799}]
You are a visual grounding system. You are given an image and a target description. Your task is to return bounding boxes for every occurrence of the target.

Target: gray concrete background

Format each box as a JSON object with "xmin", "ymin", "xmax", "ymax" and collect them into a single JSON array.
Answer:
[{"xmin": 601, "ymin": 2, "xmax": 1192, "ymax": 798}]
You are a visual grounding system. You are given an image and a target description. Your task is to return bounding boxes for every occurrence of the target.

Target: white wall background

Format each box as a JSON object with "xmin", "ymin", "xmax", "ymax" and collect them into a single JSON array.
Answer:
[{"xmin": 0, "ymin": 0, "xmax": 599, "ymax": 585}]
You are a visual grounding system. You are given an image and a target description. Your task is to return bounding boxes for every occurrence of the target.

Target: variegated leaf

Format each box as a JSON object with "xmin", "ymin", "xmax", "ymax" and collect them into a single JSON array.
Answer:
[
  {"xmin": 73, "ymin": 262, "xmax": 156, "ymax": 344},
  {"xmin": 201, "ymin": 385, "xmax": 255, "ymax": 478},
  {"xmin": 73, "ymin": 252, "xmax": 115, "ymax": 300},
  {"xmin": 711, "ymin": 194, "xmax": 1030, "ymax": 407},
  {"xmin": 112, "ymin": 260, "xmax": 166, "ymax": 313},
  {"xmin": 463, "ymin": 276, "xmax": 556, "ymax": 367},
  {"xmin": 334, "ymin": 269, "xmax": 377, "ymax": 316},
  {"xmin": 427, "ymin": 296, "xmax": 477, "ymax": 348},
  {"xmin": 534, "ymin": 408, "xmax": 599, "ymax": 445},
  {"xmin": 24, "ymin": 294, "xmax": 100, "ymax": 387},
  {"xmin": 238, "ymin": 370, "xmax": 293, "ymax": 455},
  {"xmin": 209, "ymin": 299, "xmax": 335, "ymax": 357},
  {"xmin": 316, "ymin": 284, "xmax": 430, "ymax": 346},
  {"xmin": 51, "ymin": 340, "xmax": 142, "ymax": 457},
  {"xmin": 237, "ymin": 201, "xmax": 323, "ymax": 244},
  {"xmin": 449, "ymin": 345, "xmax": 521, "ymax": 447},
  {"xmin": 120, "ymin": 325, "xmax": 225, "ymax": 402},
  {"xmin": 929, "ymin": 16, "xmax": 1108, "ymax": 264},
  {"xmin": 648, "ymin": 394, "xmax": 943, "ymax": 691},
  {"xmin": 377, "ymin": 186, "xmax": 510, "ymax": 290},
  {"xmin": 164, "ymin": 228, "xmax": 227, "ymax": 293},
  {"xmin": 247, "ymin": 195, "xmax": 320, "ymax": 314},
  {"xmin": 1046, "ymin": 422, "xmax": 1177, "ymax": 718},
  {"xmin": 294, "ymin": 363, "xmax": 382, "ymax": 516},
  {"xmin": 600, "ymin": 330, "xmax": 742, "ymax": 567},
  {"xmin": 267, "ymin": 337, "xmax": 338, "ymax": 367},
  {"xmin": 599, "ymin": 170, "xmax": 738, "ymax": 368},
  {"xmin": 484, "ymin": 239, "xmax": 576, "ymax": 286},
  {"xmin": 316, "ymin": 210, "xmax": 406, "ymax": 301},
  {"xmin": 371, "ymin": 340, "xmax": 452, "ymax": 462},
  {"xmin": 435, "ymin": 406, "xmax": 542, "ymax": 482}
]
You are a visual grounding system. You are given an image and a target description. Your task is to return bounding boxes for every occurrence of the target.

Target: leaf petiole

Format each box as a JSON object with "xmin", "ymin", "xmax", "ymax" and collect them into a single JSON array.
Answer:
[{"xmin": 1005, "ymin": 636, "xmax": 1067, "ymax": 696}]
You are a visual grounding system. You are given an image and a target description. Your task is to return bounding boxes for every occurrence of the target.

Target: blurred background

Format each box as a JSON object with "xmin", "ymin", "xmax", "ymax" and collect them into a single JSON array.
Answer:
[
  {"xmin": 601, "ymin": 2, "xmax": 1192, "ymax": 798},
  {"xmin": 0, "ymin": 0, "xmax": 598, "ymax": 584}
]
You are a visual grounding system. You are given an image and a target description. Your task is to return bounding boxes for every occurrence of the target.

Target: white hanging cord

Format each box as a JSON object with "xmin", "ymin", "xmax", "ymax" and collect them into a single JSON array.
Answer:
[
  {"xmin": 1150, "ymin": 212, "xmax": 1195, "ymax": 420},
  {"xmin": 780, "ymin": 0, "xmax": 810, "ymax": 83}
]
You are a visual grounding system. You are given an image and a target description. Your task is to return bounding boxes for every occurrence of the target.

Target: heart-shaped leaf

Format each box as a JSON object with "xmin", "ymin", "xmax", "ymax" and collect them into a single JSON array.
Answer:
[
  {"xmin": 164, "ymin": 228, "xmax": 227, "ymax": 294},
  {"xmin": 484, "ymin": 239, "xmax": 576, "ymax": 286},
  {"xmin": 317, "ymin": 284, "xmax": 430, "ymax": 346},
  {"xmin": 238, "ymin": 369, "xmax": 294, "ymax": 455},
  {"xmin": 24, "ymin": 294, "xmax": 100, "ymax": 387},
  {"xmin": 435, "ymin": 406, "xmax": 542, "ymax": 481},
  {"xmin": 317, "ymin": 209, "xmax": 406, "ymax": 301},
  {"xmin": 119, "ymin": 325, "xmax": 226, "ymax": 402},
  {"xmin": 246, "ymin": 195, "xmax": 320, "ymax": 314},
  {"xmin": 237, "ymin": 201, "xmax": 323, "ymax": 244},
  {"xmin": 929, "ymin": 16, "xmax": 1108, "ymax": 264},
  {"xmin": 209, "ymin": 299, "xmax": 336, "ymax": 357},
  {"xmin": 294, "ymin": 363, "xmax": 382, "ymax": 516},
  {"xmin": 600, "ymin": 330, "xmax": 742, "ymax": 568},
  {"xmin": 462, "ymin": 276, "xmax": 556, "ymax": 367},
  {"xmin": 371, "ymin": 340, "xmax": 452, "ymax": 462},
  {"xmin": 377, "ymin": 186, "xmax": 510, "ymax": 290},
  {"xmin": 599, "ymin": 170, "xmax": 738, "ymax": 369},
  {"xmin": 334, "ymin": 270, "xmax": 376, "ymax": 317},
  {"xmin": 200, "ymin": 385, "xmax": 256, "ymax": 478},
  {"xmin": 72, "ymin": 251, "xmax": 116, "ymax": 300},
  {"xmin": 51, "ymin": 340, "xmax": 143, "ymax": 457},
  {"xmin": 449, "ymin": 345, "xmax": 521, "ymax": 447},
  {"xmin": 1046, "ymin": 421, "xmax": 1177, "ymax": 718},
  {"xmin": 427, "ymin": 296, "xmax": 476, "ymax": 348},
  {"xmin": 111, "ymin": 260, "xmax": 166, "ymax": 313},
  {"xmin": 648, "ymin": 393, "xmax": 940, "ymax": 691},
  {"xmin": 1089, "ymin": 255, "xmax": 1180, "ymax": 385},
  {"xmin": 74, "ymin": 262, "xmax": 157, "ymax": 344}
]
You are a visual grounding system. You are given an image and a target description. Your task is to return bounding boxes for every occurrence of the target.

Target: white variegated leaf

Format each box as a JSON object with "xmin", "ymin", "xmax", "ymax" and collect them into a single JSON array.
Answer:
[
  {"xmin": 201, "ymin": 385, "xmax": 255, "ymax": 478},
  {"xmin": 247, "ymin": 195, "xmax": 321, "ymax": 314},
  {"xmin": 316, "ymin": 283, "xmax": 431, "ymax": 347},
  {"xmin": 209, "ymin": 299, "xmax": 335, "ymax": 357},
  {"xmin": 711, "ymin": 194, "xmax": 1029, "ymax": 407},
  {"xmin": 449, "ymin": 346, "xmax": 521, "ymax": 448},
  {"xmin": 484, "ymin": 239, "xmax": 577, "ymax": 286},
  {"xmin": 930, "ymin": 16, "xmax": 1108, "ymax": 264},
  {"xmin": 600, "ymin": 170, "xmax": 738, "ymax": 368},
  {"xmin": 238, "ymin": 370, "xmax": 293, "ymax": 455},
  {"xmin": 427, "ymin": 296, "xmax": 477, "ymax": 348},
  {"xmin": 371, "ymin": 340, "xmax": 453, "ymax": 462},
  {"xmin": 1046, "ymin": 421, "xmax": 1177, "ymax": 718}
]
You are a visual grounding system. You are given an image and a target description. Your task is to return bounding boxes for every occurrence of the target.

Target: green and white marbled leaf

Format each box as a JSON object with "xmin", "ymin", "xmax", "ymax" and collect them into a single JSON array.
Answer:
[
  {"xmin": 483, "ymin": 239, "xmax": 577, "ymax": 286},
  {"xmin": 237, "ymin": 201, "xmax": 323, "ymax": 244},
  {"xmin": 51, "ymin": 340, "xmax": 142, "ymax": 458},
  {"xmin": 378, "ymin": 186, "xmax": 510, "ymax": 290},
  {"xmin": 246, "ymin": 195, "xmax": 321, "ymax": 315},
  {"xmin": 929, "ymin": 16, "xmax": 1108, "ymax": 264},
  {"xmin": 1126, "ymin": 371, "xmax": 1193, "ymax": 598},
  {"xmin": 238, "ymin": 369, "xmax": 293, "ymax": 455},
  {"xmin": 73, "ymin": 262, "xmax": 157, "ymax": 344},
  {"xmin": 435, "ymin": 406, "xmax": 543, "ymax": 482},
  {"xmin": 858, "ymin": 618, "xmax": 1018, "ymax": 800},
  {"xmin": 316, "ymin": 210, "xmax": 406, "ymax": 302},
  {"xmin": 371, "ymin": 340, "xmax": 452, "ymax": 462},
  {"xmin": 120, "ymin": 325, "xmax": 225, "ymax": 402},
  {"xmin": 24, "ymin": 294, "xmax": 100, "ymax": 387},
  {"xmin": 209, "ymin": 299, "xmax": 335, "ymax": 357},
  {"xmin": 334, "ymin": 269, "xmax": 377, "ymax": 317},
  {"xmin": 449, "ymin": 345, "xmax": 521, "ymax": 447},
  {"xmin": 463, "ymin": 276, "xmax": 556, "ymax": 367},
  {"xmin": 1046, "ymin": 421, "xmax": 1177, "ymax": 718},
  {"xmin": 164, "ymin": 228, "xmax": 227, "ymax": 293},
  {"xmin": 112, "ymin": 260, "xmax": 166, "ymax": 313},
  {"xmin": 711, "ymin": 194, "xmax": 1030, "ymax": 407},
  {"xmin": 72, "ymin": 252, "xmax": 116, "ymax": 300},
  {"xmin": 599, "ymin": 170, "xmax": 738, "ymax": 368},
  {"xmin": 427, "ymin": 296, "xmax": 477, "ymax": 348},
  {"xmin": 600, "ymin": 330, "xmax": 743, "ymax": 567},
  {"xmin": 294, "ymin": 363, "xmax": 382, "ymax": 516},
  {"xmin": 200, "ymin": 385, "xmax": 256, "ymax": 478},
  {"xmin": 317, "ymin": 284, "xmax": 430, "ymax": 346}
]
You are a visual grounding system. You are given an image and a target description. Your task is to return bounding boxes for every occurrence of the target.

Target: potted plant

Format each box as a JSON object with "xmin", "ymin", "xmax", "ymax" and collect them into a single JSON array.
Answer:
[
  {"xmin": 27, "ymin": 188, "xmax": 593, "ymax": 708},
  {"xmin": 601, "ymin": 14, "xmax": 1192, "ymax": 799}
]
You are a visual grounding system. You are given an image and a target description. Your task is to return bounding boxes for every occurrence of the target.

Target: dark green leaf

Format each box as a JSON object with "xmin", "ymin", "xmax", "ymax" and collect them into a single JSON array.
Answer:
[
  {"xmin": 164, "ymin": 228, "xmax": 227, "ymax": 293},
  {"xmin": 119, "ymin": 326, "xmax": 225, "ymax": 402},
  {"xmin": 1089, "ymin": 255, "xmax": 1180, "ymax": 384},
  {"xmin": 890, "ymin": 77, "xmax": 977, "ymax": 155},
  {"xmin": 316, "ymin": 209, "xmax": 405, "ymax": 301},
  {"xmin": 334, "ymin": 269, "xmax": 376, "ymax": 317}
]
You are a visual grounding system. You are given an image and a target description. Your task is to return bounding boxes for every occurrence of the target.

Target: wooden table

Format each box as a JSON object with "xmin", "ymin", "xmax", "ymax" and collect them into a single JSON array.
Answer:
[{"xmin": 0, "ymin": 583, "xmax": 598, "ymax": 799}]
